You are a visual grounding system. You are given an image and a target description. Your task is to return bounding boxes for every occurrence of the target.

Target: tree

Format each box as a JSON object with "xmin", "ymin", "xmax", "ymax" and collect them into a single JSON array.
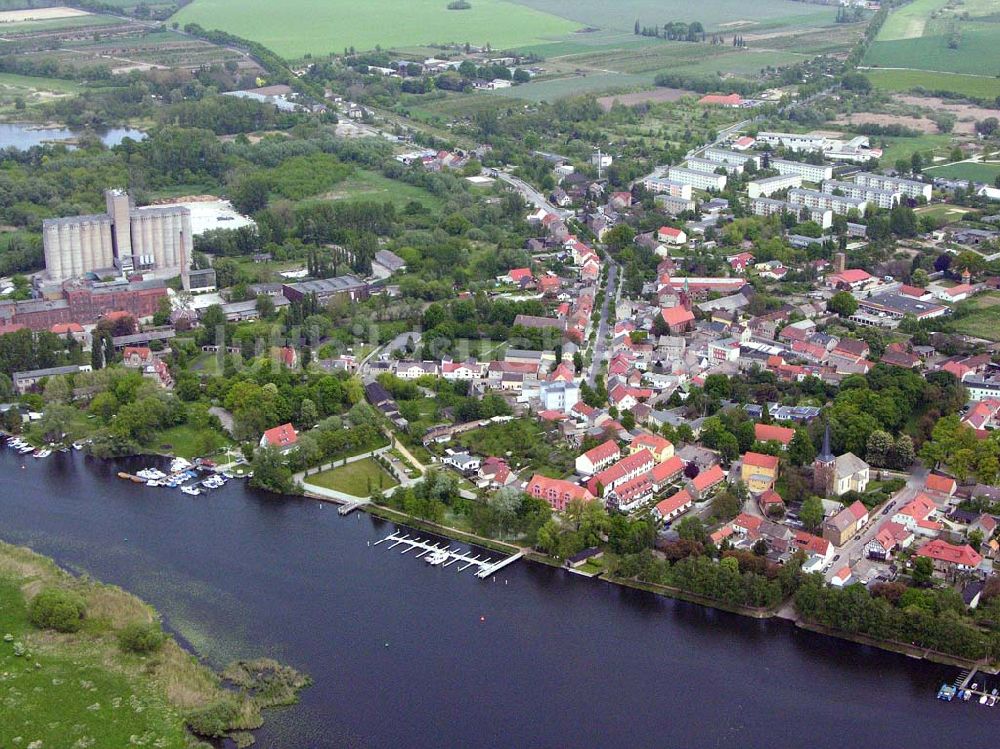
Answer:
[
  {"xmin": 256, "ymin": 294, "xmax": 275, "ymax": 320},
  {"xmin": 788, "ymin": 429, "xmax": 816, "ymax": 467},
  {"xmin": 249, "ymin": 445, "xmax": 293, "ymax": 494},
  {"xmin": 912, "ymin": 556, "xmax": 933, "ymax": 585},
  {"xmin": 118, "ymin": 621, "xmax": 165, "ymax": 654},
  {"xmin": 711, "ymin": 490, "xmax": 741, "ymax": 521},
  {"xmin": 800, "ymin": 495, "xmax": 824, "ymax": 532},
  {"xmin": 828, "ymin": 291, "xmax": 858, "ymax": 317},
  {"xmin": 676, "ymin": 516, "xmax": 706, "ymax": 543},
  {"xmin": 911, "ymin": 268, "xmax": 929, "ymax": 288},
  {"xmin": 489, "ymin": 487, "xmax": 524, "ymax": 540},
  {"xmin": 620, "ymin": 410, "xmax": 636, "ymax": 430}
]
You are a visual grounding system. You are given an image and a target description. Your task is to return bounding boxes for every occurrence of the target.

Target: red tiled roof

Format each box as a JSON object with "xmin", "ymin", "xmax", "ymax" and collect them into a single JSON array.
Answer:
[
  {"xmin": 262, "ymin": 423, "xmax": 297, "ymax": 448},
  {"xmin": 692, "ymin": 464, "xmax": 725, "ymax": 492},
  {"xmin": 630, "ymin": 433, "xmax": 672, "ymax": 454},
  {"xmin": 830, "ymin": 269, "xmax": 871, "ymax": 284},
  {"xmin": 754, "ymin": 423, "xmax": 795, "ymax": 445},
  {"xmin": 651, "ymin": 455, "xmax": 684, "ymax": 484},
  {"xmin": 924, "ymin": 473, "xmax": 957, "ymax": 495},
  {"xmin": 660, "ymin": 306, "xmax": 695, "ymax": 327},
  {"xmin": 743, "ymin": 451, "xmax": 779, "ymax": 471},
  {"xmin": 734, "ymin": 513, "xmax": 762, "ymax": 533},
  {"xmin": 580, "ymin": 439, "xmax": 620, "ymax": 466},
  {"xmin": 655, "ymin": 489, "xmax": 692, "ymax": 517},
  {"xmin": 916, "ymin": 539, "xmax": 982, "ymax": 568},
  {"xmin": 658, "ymin": 226, "xmax": 683, "ymax": 238},
  {"xmin": 588, "ymin": 449, "xmax": 654, "ymax": 495},
  {"xmin": 759, "ymin": 489, "xmax": 784, "ymax": 506}
]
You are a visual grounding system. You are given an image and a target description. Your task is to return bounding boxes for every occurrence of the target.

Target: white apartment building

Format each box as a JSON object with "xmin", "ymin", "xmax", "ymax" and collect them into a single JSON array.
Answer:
[
  {"xmin": 667, "ymin": 166, "xmax": 726, "ymax": 191},
  {"xmin": 750, "ymin": 197, "xmax": 832, "ymax": 228},
  {"xmin": 770, "ymin": 159, "xmax": 834, "ymax": 183},
  {"xmin": 788, "ymin": 188, "xmax": 867, "ymax": 216},
  {"xmin": 747, "ymin": 174, "xmax": 802, "ymax": 199},
  {"xmin": 703, "ymin": 147, "xmax": 761, "ymax": 169},
  {"xmin": 822, "ymin": 180, "xmax": 901, "ymax": 209},
  {"xmin": 686, "ymin": 156, "xmax": 742, "ymax": 175},
  {"xmin": 854, "ymin": 172, "xmax": 932, "ymax": 201},
  {"xmin": 654, "ymin": 194, "xmax": 696, "ymax": 215},
  {"xmin": 641, "ymin": 177, "xmax": 693, "ymax": 199}
]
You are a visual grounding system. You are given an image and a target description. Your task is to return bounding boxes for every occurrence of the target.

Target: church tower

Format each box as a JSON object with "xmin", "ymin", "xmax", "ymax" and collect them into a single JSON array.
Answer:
[{"xmin": 812, "ymin": 423, "xmax": 835, "ymax": 496}]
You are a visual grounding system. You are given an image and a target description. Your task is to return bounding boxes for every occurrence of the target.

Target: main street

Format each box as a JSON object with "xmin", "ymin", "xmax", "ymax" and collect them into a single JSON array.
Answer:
[
  {"xmin": 587, "ymin": 259, "xmax": 620, "ymax": 388},
  {"xmin": 822, "ymin": 465, "xmax": 929, "ymax": 582}
]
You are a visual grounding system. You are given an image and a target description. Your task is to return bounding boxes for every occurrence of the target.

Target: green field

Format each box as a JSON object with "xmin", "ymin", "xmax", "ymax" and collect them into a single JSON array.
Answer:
[
  {"xmin": 508, "ymin": 0, "xmax": 830, "ymax": 34},
  {"xmin": 950, "ymin": 292, "xmax": 1000, "ymax": 341},
  {"xmin": 0, "ymin": 13, "xmax": 120, "ymax": 32},
  {"xmin": 0, "ymin": 71, "xmax": 84, "ymax": 94},
  {"xmin": 864, "ymin": 0, "xmax": 1000, "ymax": 82},
  {"xmin": 318, "ymin": 168, "xmax": 447, "ymax": 209},
  {"xmin": 924, "ymin": 161, "xmax": 1000, "ymax": 182},
  {"xmin": 863, "ymin": 68, "xmax": 1000, "ymax": 99},
  {"xmin": 307, "ymin": 457, "xmax": 398, "ymax": 496},
  {"xmin": 173, "ymin": 0, "xmax": 579, "ymax": 57}
]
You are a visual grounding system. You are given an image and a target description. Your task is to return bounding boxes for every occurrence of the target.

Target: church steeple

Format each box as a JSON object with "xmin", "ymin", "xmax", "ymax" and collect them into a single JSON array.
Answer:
[{"xmin": 817, "ymin": 422, "xmax": 834, "ymax": 464}]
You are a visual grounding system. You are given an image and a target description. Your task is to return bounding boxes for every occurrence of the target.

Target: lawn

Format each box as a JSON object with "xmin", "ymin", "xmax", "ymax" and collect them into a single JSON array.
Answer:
[
  {"xmin": 0, "ymin": 72, "xmax": 84, "ymax": 95},
  {"xmin": 949, "ymin": 292, "xmax": 1000, "ymax": 341},
  {"xmin": 914, "ymin": 203, "xmax": 971, "ymax": 224},
  {"xmin": 172, "ymin": 0, "xmax": 578, "ymax": 57},
  {"xmin": 877, "ymin": 133, "xmax": 952, "ymax": 168},
  {"xmin": 864, "ymin": 68, "xmax": 1000, "ymax": 99},
  {"xmin": 147, "ymin": 422, "xmax": 231, "ymax": 459},
  {"xmin": 318, "ymin": 168, "xmax": 446, "ymax": 210},
  {"xmin": 875, "ymin": 0, "xmax": 948, "ymax": 41},
  {"xmin": 924, "ymin": 161, "xmax": 1000, "ymax": 183},
  {"xmin": 307, "ymin": 457, "xmax": 398, "ymax": 497}
]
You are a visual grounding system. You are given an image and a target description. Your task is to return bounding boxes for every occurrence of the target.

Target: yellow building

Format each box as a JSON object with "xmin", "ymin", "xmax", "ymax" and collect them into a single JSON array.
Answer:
[
  {"xmin": 629, "ymin": 433, "xmax": 674, "ymax": 463},
  {"xmin": 740, "ymin": 451, "xmax": 779, "ymax": 494}
]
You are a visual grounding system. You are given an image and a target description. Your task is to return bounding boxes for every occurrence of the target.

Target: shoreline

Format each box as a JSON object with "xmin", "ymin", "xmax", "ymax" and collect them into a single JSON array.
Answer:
[
  {"xmin": 7, "ymin": 441, "xmax": 987, "ymax": 679},
  {"xmin": 336, "ymin": 494, "xmax": 993, "ymax": 673}
]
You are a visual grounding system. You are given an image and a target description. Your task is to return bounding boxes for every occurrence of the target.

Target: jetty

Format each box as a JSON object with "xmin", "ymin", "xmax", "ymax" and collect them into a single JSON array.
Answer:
[{"xmin": 373, "ymin": 531, "xmax": 521, "ymax": 579}]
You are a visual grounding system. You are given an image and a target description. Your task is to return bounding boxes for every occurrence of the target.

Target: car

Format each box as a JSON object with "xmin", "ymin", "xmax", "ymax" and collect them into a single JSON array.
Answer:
[{"xmin": 832, "ymin": 554, "xmax": 841, "ymax": 562}]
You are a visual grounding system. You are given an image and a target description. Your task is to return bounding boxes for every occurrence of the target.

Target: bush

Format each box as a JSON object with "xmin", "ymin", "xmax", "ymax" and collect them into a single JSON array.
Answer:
[
  {"xmin": 118, "ymin": 621, "xmax": 166, "ymax": 654},
  {"xmin": 28, "ymin": 588, "xmax": 86, "ymax": 633},
  {"xmin": 186, "ymin": 699, "xmax": 240, "ymax": 737}
]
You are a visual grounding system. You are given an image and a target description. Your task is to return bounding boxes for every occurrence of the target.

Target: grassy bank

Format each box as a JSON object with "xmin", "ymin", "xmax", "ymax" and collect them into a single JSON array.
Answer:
[{"xmin": 0, "ymin": 541, "xmax": 309, "ymax": 748}]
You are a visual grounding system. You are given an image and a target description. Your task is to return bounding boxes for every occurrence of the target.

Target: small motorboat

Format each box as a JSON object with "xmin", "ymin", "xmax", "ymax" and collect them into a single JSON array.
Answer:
[
  {"xmin": 33, "ymin": 449, "xmax": 51, "ymax": 458},
  {"xmin": 980, "ymin": 693, "xmax": 989, "ymax": 704},
  {"xmin": 425, "ymin": 549, "xmax": 449, "ymax": 566},
  {"xmin": 181, "ymin": 485, "xmax": 201, "ymax": 496}
]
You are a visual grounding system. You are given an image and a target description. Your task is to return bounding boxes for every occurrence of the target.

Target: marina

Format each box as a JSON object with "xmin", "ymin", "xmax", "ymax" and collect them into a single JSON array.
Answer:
[
  {"xmin": 939, "ymin": 668, "xmax": 1000, "ymax": 705},
  {"xmin": 373, "ymin": 531, "xmax": 522, "ymax": 579}
]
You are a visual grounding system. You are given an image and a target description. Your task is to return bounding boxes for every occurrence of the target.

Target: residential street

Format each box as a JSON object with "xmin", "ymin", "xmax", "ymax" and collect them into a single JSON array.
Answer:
[
  {"xmin": 822, "ymin": 465, "xmax": 929, "ymax": 581},
  {"xmin": 587, "ymin": 260, "xmax": 619, "ymax": 387}
]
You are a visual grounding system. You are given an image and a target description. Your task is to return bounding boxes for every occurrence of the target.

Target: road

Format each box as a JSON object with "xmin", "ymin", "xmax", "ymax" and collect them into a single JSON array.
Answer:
[
  {"xmin": 493, "ymin": 171, "xmax": 572, "ymax": 220},
  {"xmin": 823, "ymin": 465, "xmax": 929, "ymax": 582},
  {"xmin": 587, "ymin": 260, "xmax": 619, "ymax": 387}
]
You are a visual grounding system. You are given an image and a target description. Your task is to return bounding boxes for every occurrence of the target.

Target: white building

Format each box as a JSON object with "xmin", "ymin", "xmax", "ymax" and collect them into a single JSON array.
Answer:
[
  {"xmin": 539, "ymin": 380, "xmax": 580, "ymax": 412},
  {"xmin": 788, "ymin": 188, "xmax": 867, "ymax": 216},
  {"xmin": 703, "ymin": 148, "xmax": 761, "ymax": 169},
  {"xmin": 770, "ymin": 159, "xmax": 834, "ymax": 183},
  {"xmin": 749, "ymin": 197, "xmax": 831, "ymax": 228},
  {"xmin": 686, "ymin": 156, "xmax": 741, "ymax": 176},
  {"xmin": 756, "ymin": 131, "xmax": 828, "ymax": 152},
  {"xmin": 854, "ymin": 172, "xmax": 932, "ymax": 201},
  {"xmin": 748, "ymin": 174, "xmax": 802, "ymax": 199},
  {"xmin": 667, "ymin": 167, "xmax": 726, "ymax": 191},
  {"xmin": 822, "ymin": 180, "xmax": 900, "ymax": 209},
  {"xmin": 641, "ymin": 177, "xmax": 693, "ymax": 199},
  {"xmin": 654, "ymin": 194, "xmax": 696, "ymax": 215}
]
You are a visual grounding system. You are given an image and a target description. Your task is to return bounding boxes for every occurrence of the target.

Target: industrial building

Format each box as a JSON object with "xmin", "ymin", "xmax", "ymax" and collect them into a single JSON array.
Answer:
[
  {"xmin": 282, "ymin": 275, "xmax": 369, "ymax": 303},
  {"xmin": 756, "ymin": 132, "xmax": 828, "ymax": 152},
  {"xmin": 43, "ymin": 189, "xmax": 193, "ymax": 285}
]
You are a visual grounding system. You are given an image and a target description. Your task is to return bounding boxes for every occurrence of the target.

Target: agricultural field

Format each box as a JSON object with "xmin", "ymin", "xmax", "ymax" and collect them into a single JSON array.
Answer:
[
  {"xmin": 949, "ymin": 292, "xmax": 1000, "ymax": 341},
  {"xmin": 508, "ymin": 0, "xmax": 830, "ymax": 35},
  {"xmin": 172, "ymin": 0, "xmax": 580, "ymax": 58},
  {"xmin": 924, "ymin": 160, "xmax": 1000, "ymax": 182},
  {"xmin": 864, "ymin": 68, "xmax": 1000, "ymax": 99},
  {"xmin": 864, "ymin": 0, "xmax": 1000, "ymax": 88},
  {"xmin": 307, "ymin": 457, "xmax": 398, "ymax": 497}
]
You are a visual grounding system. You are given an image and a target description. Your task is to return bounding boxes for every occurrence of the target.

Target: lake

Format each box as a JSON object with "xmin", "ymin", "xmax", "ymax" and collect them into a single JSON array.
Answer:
[
  {"xmin": 0, "ymin": 447, "xmax": 994, "ymax": 748},
  {"xmin": 0, "ymin": 123, "xmax": 145, "ymax": 150}
]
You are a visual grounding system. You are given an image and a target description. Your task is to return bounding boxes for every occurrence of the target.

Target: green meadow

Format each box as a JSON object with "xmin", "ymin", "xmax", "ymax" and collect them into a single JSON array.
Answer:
[{"xmin": 173, "ymin": 0, "xmax": 578, "ymax": 57}]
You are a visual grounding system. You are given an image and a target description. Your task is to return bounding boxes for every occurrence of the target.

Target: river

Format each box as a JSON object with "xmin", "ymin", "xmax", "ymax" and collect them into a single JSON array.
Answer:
[{"xmin": 0, "ymin": 447, "xmax": 993, "ymax": 748}]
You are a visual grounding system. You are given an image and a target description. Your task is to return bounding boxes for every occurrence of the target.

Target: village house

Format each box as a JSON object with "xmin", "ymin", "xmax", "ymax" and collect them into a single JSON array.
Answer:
[
  {"xmin": 628, "ymin": 433, "xmax": 674, "ymax": 463},
  {"xmin": 865, "ymin": 521, "xmax": 914, "ymax": 560},
  {"xmin": 575, "ymin": 439, "xmax": 620, "ymax": 476},
  {"xmin": 822, "ymin": 500, "xmax": 869, "ymax": 547},
  {"xmin": 915, "ymin": 539, "xmax": 983, "ymax": 576},
  {"xmin": 754, "ymin": 423, "xmax": 795, "ymax": 449},
  {"xmin": 260, "ymin": 423, "xmax": 298, "ymax": 453},
  {"xmin": 526, "ymin": 474, "xmax": 594, "ymax": 511},
  {"xmin": 653, "ymin": 488, "xmax": 693, "ymax": 522},
  {"xmin": 740, "ymin": 451, "xmax": 779, "ymax": 494},
  {"xmin": 587, "ymin": 449, "xmax": 656, "ymax": 496},
  {"xmin": 891, "ymin": 494, "xmax": 942, "ymax": 536}
]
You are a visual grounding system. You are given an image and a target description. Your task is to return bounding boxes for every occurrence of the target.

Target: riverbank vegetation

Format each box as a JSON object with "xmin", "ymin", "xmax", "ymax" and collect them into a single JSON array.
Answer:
[{"xmin": 0, "ymin": 541, "xmax": 310, "ymax": 748}]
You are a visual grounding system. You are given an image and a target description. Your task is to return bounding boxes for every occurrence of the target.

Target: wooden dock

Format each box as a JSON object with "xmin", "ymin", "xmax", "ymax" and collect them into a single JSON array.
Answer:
[{"xmin": 373, "ymin": 532, "xmax": 522, "ymax": 579}]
